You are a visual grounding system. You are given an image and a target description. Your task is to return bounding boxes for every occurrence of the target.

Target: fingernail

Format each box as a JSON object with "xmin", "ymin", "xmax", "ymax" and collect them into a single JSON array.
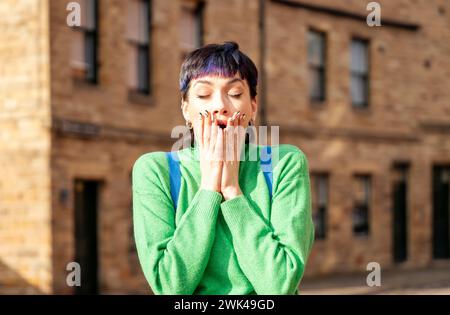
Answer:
[
  {"xmin": 242, "ymin": 114, "xmax": 246, "ymax": 119},
  {"xmin": 199, "ymin": 113, "xmax": 203, "ymax": 119}
]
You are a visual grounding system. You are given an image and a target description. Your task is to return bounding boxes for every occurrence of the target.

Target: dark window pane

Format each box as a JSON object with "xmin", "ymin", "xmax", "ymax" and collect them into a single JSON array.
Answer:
[
  {"xmin": 350, "ymin": 39, "xmax": 369, "ymax": 107},
  {"xmin": 353, "ymin": 175, "xmax": 371, "ymax": 236},
  {"xmin": 312, "ymin": 174, "xmax": 328, "ymax": 239},
  {"xmin": 310, "ymin": 67, "xmax": 325, "ymax": 101},
  {"xmin": 317, "ymin": 176, "xmax": 328, "ymax": 205},
  {"xmin": 350, "ymin": 40, "xmax": 368, "ymax": 73},
  {"xmin": 85, "ymin": 31, "xmax": 96, "ymax": 83},
  {"xmin": 353, "ymin": 204, "xmax": 369, "ymax": 235},
  {"xmin": 180, "ymin": 2, "xmax": 204, "ymax": 53},
  {"xmin": 139, "ymin": 0, "xmax": 150, "ymax": 44},
  {"xmin": 86, "ymin": 0, "xmax": 97, "ymax": 30},
  {"xmin": 392, "ymin": 163, "xmax": 409, "ymax": 263},
  {"xmin": 308, "ymin": 31, "xmax": 326, "ymax": 102},
  {"xmin": 72, "ymin": 0, "xmax": 97, "ymax": 83},
  {"xmin": 137, "ymin": 45, "xmax": 149, "ymax": 94},
  {"xmin": 128, "ymin": 0, "xmax": 151, "ymax": 94},
  {"xmin": 351, "ymin": 74, "xmax": 367, "ymax": 107},
  {"xmin": 308, "ymin": 31, "xmax": 325, "ymax": 66},
  {"xmin": 314, "ymin": 206, "xmax": 327, "ymax": 239}
]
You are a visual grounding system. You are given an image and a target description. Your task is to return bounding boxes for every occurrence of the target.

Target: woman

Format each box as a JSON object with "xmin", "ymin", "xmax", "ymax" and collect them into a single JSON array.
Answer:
[{"xmin": 132, "ymin": 41, "xmax": 314, "ymax": 295}]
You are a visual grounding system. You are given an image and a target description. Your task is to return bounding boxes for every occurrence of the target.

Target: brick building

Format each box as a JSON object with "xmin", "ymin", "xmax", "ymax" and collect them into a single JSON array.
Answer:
[{"xmin": 0, "ymin": 0, "xmax": 449, "ymax": 294}]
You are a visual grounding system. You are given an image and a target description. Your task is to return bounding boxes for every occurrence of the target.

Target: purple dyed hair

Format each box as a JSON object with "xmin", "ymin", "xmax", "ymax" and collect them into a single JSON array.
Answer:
[{"xmin": 179, "ymin": 41, "xmax": 258, "ymax": 101}]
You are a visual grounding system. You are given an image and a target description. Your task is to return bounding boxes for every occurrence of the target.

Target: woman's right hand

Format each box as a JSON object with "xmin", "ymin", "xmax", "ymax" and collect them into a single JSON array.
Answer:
[{"xmin": 195, "ymin": 110, "xmax": 224, "ymax": 193}]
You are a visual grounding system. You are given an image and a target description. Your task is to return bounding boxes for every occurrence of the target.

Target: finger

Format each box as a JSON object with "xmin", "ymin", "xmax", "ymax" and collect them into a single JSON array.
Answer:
[
  {"xmin": 233, "ymin": 114, "xmax": 240, "ymax": 161},
  {"xmin": 196, "ymin": 112, "xmax": 204, "ymax": 147},
  {"xmin": 225, "ymin": 116, "xmax": 234, "ymax": 162},
  {"xmin": 210, "ymin": 113, "xmax": 218, "ymax": 160},
  {"xmin": 233, "ymin": 112, "xmax": 240, "ymax": 128},
  {"xmin": 236, "ymin": 114, "xmax": 246, "ymax": 160},
  {"xmin": 203, "ymin": 110, "xmax": 211, "ymax": 149},
  {"xmin": 214, "ymin": 126, "xmax": 224, "ymax": 162},
  {"xmin": 231, "ymin": 111, "xmax": 240, "ymax": 140}
]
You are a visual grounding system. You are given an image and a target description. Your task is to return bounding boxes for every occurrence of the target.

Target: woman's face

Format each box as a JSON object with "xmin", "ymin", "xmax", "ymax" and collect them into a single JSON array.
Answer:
[{"xmin": 182, "ymin": 73, "xmax": 257, "ymax": 130}]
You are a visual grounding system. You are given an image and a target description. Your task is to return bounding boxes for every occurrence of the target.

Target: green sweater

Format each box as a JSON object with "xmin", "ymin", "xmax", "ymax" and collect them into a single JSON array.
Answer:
[{"xmin": 132, "ymin": 143, "xmax": 314, "ymax": 295}]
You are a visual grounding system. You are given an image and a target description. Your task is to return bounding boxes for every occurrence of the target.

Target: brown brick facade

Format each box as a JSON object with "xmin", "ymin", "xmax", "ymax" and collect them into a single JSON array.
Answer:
[{"xmin": 1, "ymin": 0, "xmax": 449, "ymax": 294}]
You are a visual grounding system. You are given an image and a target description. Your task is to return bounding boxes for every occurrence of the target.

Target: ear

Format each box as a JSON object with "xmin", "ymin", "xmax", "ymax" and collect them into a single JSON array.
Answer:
[
  {"xmin": 181, "ymin": 99, "xmax": 190, "ymax": 122},
  {"xmin": 251, "ymin": 96, "xmax": 258, "ymax": 121}
]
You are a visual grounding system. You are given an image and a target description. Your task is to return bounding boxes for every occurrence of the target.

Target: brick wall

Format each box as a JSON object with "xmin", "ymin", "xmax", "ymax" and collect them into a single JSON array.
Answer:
[
  {"xmin": 1, "ymin": 0, "xmax": 450, "ymax": 294},
  {"xmin": 0, "ymin": 0, "xmax": 52, "ymax": 293}
]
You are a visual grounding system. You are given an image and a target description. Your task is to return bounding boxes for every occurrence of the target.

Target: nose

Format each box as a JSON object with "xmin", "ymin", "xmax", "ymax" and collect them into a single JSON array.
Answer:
[
  {"xmin": 210, "ymin": 94, "xmax": 229, "ymax": 116},
  {"xmin": 213, "ymin": 109, "xmax": 228, "ymax": 116}
]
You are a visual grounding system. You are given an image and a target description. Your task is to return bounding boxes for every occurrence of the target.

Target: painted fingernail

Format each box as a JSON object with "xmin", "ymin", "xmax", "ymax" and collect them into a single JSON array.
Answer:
[{"xmin": 199, "ymin": 113, "xmax": 203, "ymax": 119}]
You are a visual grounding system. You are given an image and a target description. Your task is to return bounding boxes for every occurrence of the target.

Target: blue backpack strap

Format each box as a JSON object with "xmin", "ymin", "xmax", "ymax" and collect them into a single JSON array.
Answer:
[
  {"xmin": 260, "ymin": 146, "xmax": 273, "ymax": 200},
  {"xmin": 166, "ymin": 151, "xmax": 181, "ymax": 211}
]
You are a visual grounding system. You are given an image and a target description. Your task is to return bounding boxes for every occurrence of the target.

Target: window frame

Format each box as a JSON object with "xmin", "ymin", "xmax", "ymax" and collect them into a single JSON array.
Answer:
[
  {"xmin": 352, "ymin": 174, "xmax": 372, "ymax": 237},
  {"xmin": 179, "ymin": 0, "xmax": 205, "ymax": 61},
  {"xmin": 311, "ymin": 172, "xmax": 329, "ymax": 240},
  {"xmin": 350, "ymin": 37, "xmax": 370, "ymax": 108},
  {"xmin": 127, "ymin": 0, "xmax": 152, "ymax": 95},
  {"xmin": 71, "ymin": 0, "xmax": 99, "ymax": 84},
  {"xmin": 307, "ymin": 29, "xmax": 327, "ymax": 103}
]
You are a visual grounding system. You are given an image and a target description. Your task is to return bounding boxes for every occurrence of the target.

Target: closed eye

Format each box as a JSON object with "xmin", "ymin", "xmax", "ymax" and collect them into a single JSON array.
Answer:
[{"xmin": 229, "ymin": 93, "xmax": 242, "ymax": 98}]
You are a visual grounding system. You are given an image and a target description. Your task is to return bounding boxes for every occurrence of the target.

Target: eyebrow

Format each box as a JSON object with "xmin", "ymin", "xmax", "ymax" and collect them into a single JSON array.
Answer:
[
  {"xmin": 226, "ymin": 78, "xmax": 244, "ymax": 85},
  {"xmin": 193, "ymin": 78, "xmax": 244, "ymax": 88}
]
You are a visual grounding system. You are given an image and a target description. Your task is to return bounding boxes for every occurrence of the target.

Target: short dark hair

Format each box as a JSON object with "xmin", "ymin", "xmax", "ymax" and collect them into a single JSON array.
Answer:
[{"xmin": 179, "ymin": 41, "xmax": 258, "ymax": 101}]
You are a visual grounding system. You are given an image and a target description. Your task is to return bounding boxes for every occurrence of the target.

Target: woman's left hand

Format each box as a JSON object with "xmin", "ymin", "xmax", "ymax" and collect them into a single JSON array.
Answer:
[{"xmin": 221, "ymin": 112, "xmax": 247, "ymax": 201}]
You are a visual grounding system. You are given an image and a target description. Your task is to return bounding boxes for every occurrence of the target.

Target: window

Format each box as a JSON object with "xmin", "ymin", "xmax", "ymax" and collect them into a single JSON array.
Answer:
[
  {"xmin": 352, "ymin": 175, "xmax": 371, "ymax": 236},
  {"xmin": 432, "ymin": 165, "xmax": 450, "ymax": 259},
  {"xmin": 179, "ymin": 1, "xmax": 204, "ymax": 61},
  {"xmin": 308, "ymin": 30, "xmax": 326, "ymax": 102},
  {"xmin": 350, "ymin": 39, "xmax": 369, "ymax": 107},
  {"xmin": 392, "ymin": 163, "xmax": 409, "ymax": 263},
  {"xmin": 70, "ymin": 0, "xmax": 98, "ymax": 83},
  {"xmin": 127, "ymin": 0, "xmax": 152, "ymax": 94},
  {"xmin": 312, "ymin": 174, "xmax": 328, "ymax": 239}
]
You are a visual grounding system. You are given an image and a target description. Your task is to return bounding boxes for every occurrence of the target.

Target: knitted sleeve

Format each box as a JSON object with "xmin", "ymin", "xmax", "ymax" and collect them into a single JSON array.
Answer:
[
  {"xmin": 132, "ymin": 152, "xmax": 222, "ymax": 294},
  {"xmin": 220, "ymin": 146, "xmax": 315, "ymax": 294}
]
